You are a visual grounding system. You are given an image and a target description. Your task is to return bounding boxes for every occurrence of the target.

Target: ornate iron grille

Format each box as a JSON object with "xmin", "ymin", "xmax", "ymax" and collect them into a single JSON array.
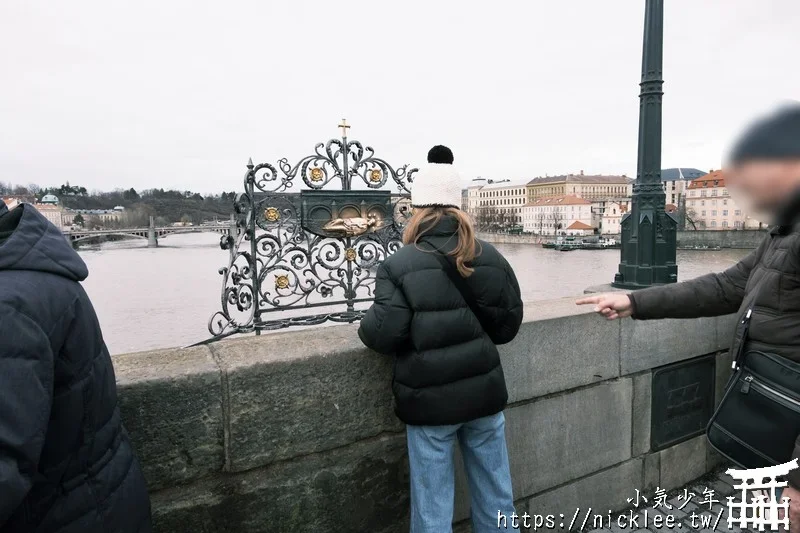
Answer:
[{"xmin": 202, "ymin": 121, "xmax": 416, "ymax": 343}]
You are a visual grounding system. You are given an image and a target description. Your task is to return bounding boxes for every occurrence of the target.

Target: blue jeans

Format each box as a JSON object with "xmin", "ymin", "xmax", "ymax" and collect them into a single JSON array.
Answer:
[{"xmin": 406, "ymin": 412, "xmax": 518, "ymax": 533}]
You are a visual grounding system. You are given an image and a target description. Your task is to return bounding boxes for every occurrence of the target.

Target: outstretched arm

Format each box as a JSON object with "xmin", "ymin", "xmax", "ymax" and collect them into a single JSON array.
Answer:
[
  {"xmin": 358, "ymin": 264, "xmax": 413, "ymax": 354},
  {"xmin": 628, "ymin": 241, "xmax": 763, "ymax": 319},
  {"xmin": 577, "ymin": 238, "xmax": 766, "ymax": 320},
  {"xmin": 0, "ymin": 306, "xmax": 54, "ymax": 526}
]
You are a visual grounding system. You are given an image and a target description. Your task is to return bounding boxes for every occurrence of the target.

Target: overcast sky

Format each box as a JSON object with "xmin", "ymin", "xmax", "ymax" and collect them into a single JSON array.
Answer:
[{"xmin": 1, "ymin": 1, "xmax": 798, "ymax": 194}]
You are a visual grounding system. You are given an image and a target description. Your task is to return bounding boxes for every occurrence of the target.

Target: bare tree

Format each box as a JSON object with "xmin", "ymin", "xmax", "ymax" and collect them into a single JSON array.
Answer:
[
  {"xmin": 536, "ymin": 211, "xmax": 546, "ymax": 234},
  {"xmin": 685, "ymin": 208, "xmax": 701, "ymax": 231},
  {"xmin": 550, "ymin": 209, "xmax": 563, "ymax": 235}
]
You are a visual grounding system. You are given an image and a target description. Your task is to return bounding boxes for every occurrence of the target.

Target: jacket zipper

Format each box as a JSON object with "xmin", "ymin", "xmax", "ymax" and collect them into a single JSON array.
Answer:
[{"xmin": 741, "ymin": 374, "xmax": 800, "ymax": 412}]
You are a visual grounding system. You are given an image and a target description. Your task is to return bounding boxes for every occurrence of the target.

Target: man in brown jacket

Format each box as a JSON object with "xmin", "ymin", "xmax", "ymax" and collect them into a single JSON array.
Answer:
[{"xmin": 579, "ymin": 105, "xmax": 800, "ymax": 528}]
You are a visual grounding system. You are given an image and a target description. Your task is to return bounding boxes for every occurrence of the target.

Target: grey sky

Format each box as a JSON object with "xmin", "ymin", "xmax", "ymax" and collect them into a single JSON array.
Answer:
[{"xmin": 1, "ymin": 1, "xmax": 798, "ymax": 194}]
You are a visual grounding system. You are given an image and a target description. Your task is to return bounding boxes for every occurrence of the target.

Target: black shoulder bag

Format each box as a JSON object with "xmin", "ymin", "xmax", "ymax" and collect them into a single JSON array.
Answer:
[{"xmin": 706, "ymin": 287, "xmax": 800, "ymax": 468}]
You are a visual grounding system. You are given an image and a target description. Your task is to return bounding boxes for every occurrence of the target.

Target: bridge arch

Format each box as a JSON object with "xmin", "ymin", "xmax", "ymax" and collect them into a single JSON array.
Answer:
[{"xmin": 69, "ymin": 232, "xmax": 149, "ymax": 244}]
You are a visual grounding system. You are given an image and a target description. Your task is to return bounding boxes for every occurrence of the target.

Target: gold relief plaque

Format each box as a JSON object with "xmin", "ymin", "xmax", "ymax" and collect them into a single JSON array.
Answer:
[
  {"xmin": 264, "ymin": 207, "xmax": 280, "ymax": 222},
  {"xmin": 310, "ymin": 167, "xmax": 324, "ymax": 182},
  {"xmin": 275, "ymin": 275, "xmax": 290, "ymax": 290},
  {"xmin": 322, "ymin": 215, "xmax": 379, "ymax": 237},
  {"xmin": 345, "ymin": 248, "xmax": 357, "ymax": 262},
  {"xmin": 369, "ymin": 169, "xmax": 382, "ymax": 183}
]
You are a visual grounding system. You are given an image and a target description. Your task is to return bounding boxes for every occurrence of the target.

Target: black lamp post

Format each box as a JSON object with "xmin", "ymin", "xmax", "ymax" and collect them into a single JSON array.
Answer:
[{"xmin": 613, "ymin": 0, "xmax": 678, "ymax": 289}]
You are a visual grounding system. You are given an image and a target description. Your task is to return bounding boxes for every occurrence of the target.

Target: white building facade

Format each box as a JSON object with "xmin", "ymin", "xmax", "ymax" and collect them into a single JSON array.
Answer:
[
  {"xmin": 686, "ymin": 170, "xmax": 761, "ymax": 230},
  {"xmin": 523, "ymin": 195, "xmax": 593, "ymax": 235},
  {"xmin": 473, "ymin": 180, "xmax": 528, "ymax": 227}
]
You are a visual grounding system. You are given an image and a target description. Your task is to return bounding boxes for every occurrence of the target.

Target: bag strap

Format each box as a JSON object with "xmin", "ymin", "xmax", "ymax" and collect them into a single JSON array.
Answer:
[
  {"xmin": 732, "ymin": 278, "xmax": 768, "ymax": 370},
  {"xmin": 421, "ymin": 241, "xmax": 486, "ymax": 330}
]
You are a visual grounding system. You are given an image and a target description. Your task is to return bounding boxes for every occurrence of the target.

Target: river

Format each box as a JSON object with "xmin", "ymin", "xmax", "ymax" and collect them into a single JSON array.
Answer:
[{"xmin": 77, "ymin": 234, "xmax": 749, "ymax": 355}]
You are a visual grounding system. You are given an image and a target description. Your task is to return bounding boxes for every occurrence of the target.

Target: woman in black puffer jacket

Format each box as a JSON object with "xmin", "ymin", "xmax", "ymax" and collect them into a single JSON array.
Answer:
[{"xmin": 359, "ymin": 146, "xmax": 524, "ymax": 533}]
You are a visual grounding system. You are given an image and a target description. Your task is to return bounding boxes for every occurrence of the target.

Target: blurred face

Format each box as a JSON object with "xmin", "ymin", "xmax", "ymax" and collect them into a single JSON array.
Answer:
[{"xmin": 726, "ymin": 159, "xmax": 800, "ymax": 215}]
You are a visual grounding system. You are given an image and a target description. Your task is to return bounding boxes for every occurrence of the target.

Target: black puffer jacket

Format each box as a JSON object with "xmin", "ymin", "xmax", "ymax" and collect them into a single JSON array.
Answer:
[
  {"xmin": 0, "ymin": 202, "xmax": 152, "ymax": 533},
  {"xmin": 358, "ymin": 216, "xmax": 524, "ymax": 426},
  {"xmin": 629, "ymin": 188, "xmax": 800, "ymax": 485}
]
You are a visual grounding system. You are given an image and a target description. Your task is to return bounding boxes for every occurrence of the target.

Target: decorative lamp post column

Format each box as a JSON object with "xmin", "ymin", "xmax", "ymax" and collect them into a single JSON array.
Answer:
[{"xmin": 613, "ymin": 0, "xmax": 677, "ymax": 289}]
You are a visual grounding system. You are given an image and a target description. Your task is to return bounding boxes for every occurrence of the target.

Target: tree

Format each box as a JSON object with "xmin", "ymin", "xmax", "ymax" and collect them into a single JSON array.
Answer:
[
  {"xmin": 685, "ymin": 208, "xmax": 702, "ymax": 230},
  {"xmin": 123, "ymin": 188, "xmax": 140, "ymax": 202},
  {"xmin": 477, "ymin": 207, "xmax": 501, "ymax": 232},
  {"xmin": 536, "ymin": 211, "xmax": 546, "ymax": 235},
  {"xmin": 73, "ymin": 214, "xmax": 85, "ymax": 227},
  {"xmin": 550, "ymin": 209, "xmax": 563, "ymax": 235},
  {"xmin": 180, "ymin": 214, "xmax": 192, "ymax": 226}
]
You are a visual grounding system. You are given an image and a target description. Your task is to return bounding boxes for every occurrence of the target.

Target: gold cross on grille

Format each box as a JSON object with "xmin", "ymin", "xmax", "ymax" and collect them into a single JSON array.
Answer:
[{"xmin": 338, "ymin": 118, "xmax": 350, "ymax": 137}]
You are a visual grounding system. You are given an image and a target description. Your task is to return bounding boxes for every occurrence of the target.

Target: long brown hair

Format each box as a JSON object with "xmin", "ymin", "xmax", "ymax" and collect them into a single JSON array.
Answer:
[{"xmin": 402, "ymin": 207, "xmax": 480, "ymax": 277}]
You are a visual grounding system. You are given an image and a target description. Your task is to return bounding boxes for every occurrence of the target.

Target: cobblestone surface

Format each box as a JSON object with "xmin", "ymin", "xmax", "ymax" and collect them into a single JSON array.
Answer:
[{"xmin": 584, "ymin": 467, "xmax": 771, "ymax": 533}]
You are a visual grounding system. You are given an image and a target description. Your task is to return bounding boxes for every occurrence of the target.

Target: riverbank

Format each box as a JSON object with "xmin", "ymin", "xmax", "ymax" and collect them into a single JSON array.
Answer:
[{"xmin": 478, "ymin": 229, "xmax": 767, "ymax": 249}]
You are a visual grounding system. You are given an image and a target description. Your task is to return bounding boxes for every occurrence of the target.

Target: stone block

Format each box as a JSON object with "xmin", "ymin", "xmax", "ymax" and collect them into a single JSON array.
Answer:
[
  {"xmin": 115, "ymin": 345, "xmax": 224, "ymax": 490},
  {"xmin": 632, "ymin": 372, "xmax": 652, "ymax": 456},
  {"xmin": 659, "ymin": 435, "xmax": 708, "ymax": 491},
  {"xmin": 620, "ymin": 317, "xmax": 719, "ymax": 375},
  {"xmin": 526, "ymin": 459, "xmax": 644, "ymax": 529},
  {"xmin": 150, "ymin": 433, "xmax": 410, "ymax": 533},
  {"xmin": 643, "ymin": 452, "xmax": 660, "ymax": 493},
  {"xmin": 505, "ymin": 379, "xmax": 633, "ymax": 498},
  {"xmin": 706, "ymin": 445, "xmax": 726, "ymax": 471},
  {"xmin": 211, "ymin": 325, "xmax": 403, "ymax": 471},
  {"xmin": 503, "ymin": 299, "xmax": 621, "ymax": 403}
]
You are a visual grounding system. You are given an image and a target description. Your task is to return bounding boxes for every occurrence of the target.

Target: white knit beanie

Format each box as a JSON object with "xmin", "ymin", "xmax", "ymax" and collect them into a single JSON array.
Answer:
[{"xmin": 411, "ymin": 145, "xmax": 462, "ymax": 209}]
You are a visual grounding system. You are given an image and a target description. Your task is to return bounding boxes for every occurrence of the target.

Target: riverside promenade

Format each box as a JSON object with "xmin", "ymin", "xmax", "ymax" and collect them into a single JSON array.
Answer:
[{"xmin": 114, "ymin": 297, "xmax": 737, "ymax": 532}]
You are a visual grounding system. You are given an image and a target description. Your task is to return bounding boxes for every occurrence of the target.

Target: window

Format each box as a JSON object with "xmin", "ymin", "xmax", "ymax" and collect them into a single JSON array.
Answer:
[
  {"xmin": 723, "ymin": 210, "xmax": 728, "ymax": 216},
  {"xmin": 702, "ymin": 211, "xmax": 706, "ymax": 216},
  {"xmin": 701, "ymin": 200, "xmax": 705, "ymax": 206},
  {"xmin": 722, "ymin": 221, "xmax": 729, "ymax": 228},
  {"xmin": 711, "ymin": 190, "xmax": 717, "ymax": 196},
  {"xmin": 735, "ymin": 210, "xmax": 742, "ymax": 216},
  {"xmin": 712, "ymin": 210, "xmax": 717, "ymax": 216},
  {"xmin": 711, "ymin": 221, "xmax": 717, "ymax": 227},
  {"xmin": 723, "ymin": 199, "xmax": 728, "ymax": 205},
  {"xmin": 701, "ymin": 190, "xmax": 707, "ymax": 197}
]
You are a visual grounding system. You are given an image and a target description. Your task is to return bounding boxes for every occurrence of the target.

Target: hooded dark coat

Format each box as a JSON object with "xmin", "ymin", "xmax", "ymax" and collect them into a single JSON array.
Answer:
[
  {"xmin": 358, "ymin": 216, "xmax": 524, "ymax": 426},
  {"xmin": 0, "ymin": 202, "xmax": 152, "ymax": 533}
]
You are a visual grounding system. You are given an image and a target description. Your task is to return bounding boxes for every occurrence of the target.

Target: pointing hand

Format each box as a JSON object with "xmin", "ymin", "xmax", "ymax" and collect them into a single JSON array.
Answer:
[{"xmin": 575, "ymin": 293, "xmax": 633, "ymax": 320}]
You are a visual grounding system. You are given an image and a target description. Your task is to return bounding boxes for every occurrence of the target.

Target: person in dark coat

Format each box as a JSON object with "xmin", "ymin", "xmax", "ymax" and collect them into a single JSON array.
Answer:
[
  {"xmin": 0, "ymin": 199, "xmax": 152, "ymax": 533},
  {"xmin": 358, "ymin": 146, "xmax": 524, "ymax": 532},
  {"xmin": 577, "ymin": 104, "xmax": 800, "ymax": 531}
]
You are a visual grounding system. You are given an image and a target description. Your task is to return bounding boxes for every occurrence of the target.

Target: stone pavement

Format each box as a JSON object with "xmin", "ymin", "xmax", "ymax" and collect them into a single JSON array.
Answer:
[{"xmin": 586, "ymin": 466, "xmax": 769, "ymax": 533}]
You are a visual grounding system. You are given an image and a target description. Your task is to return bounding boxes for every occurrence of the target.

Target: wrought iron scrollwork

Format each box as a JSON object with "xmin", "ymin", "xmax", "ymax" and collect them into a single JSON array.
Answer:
[{"xmin": 200, "ymin": 124, "xmax": 416, "ymax": 343}]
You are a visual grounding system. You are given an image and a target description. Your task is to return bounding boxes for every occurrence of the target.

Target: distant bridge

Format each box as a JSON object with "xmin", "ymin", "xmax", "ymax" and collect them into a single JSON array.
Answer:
[{"xmin": 65, "ymin": 216, "xmax": 235, "ymax": 247}]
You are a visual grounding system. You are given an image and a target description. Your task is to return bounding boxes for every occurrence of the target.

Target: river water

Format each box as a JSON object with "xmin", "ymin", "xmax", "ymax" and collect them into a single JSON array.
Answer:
[{"xmin": 77, "ymin": 233, "xmax": 749, "ymax": 355}]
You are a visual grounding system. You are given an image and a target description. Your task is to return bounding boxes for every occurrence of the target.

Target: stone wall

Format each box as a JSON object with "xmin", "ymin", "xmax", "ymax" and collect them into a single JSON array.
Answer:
[
  {"xmin": 476, "ymin": 232, "xmax": 549, "ymax": 244},
  {"xmin": 477, "ymin": 230, "xmax": 767, "ymax": 249},
  {"xmin": 675, "ymin": 229, "xmax": 768, "ymax": 249},
  {"xmin": 114, "ymin": 299, "xmax": 736, "ymax": 533}
]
